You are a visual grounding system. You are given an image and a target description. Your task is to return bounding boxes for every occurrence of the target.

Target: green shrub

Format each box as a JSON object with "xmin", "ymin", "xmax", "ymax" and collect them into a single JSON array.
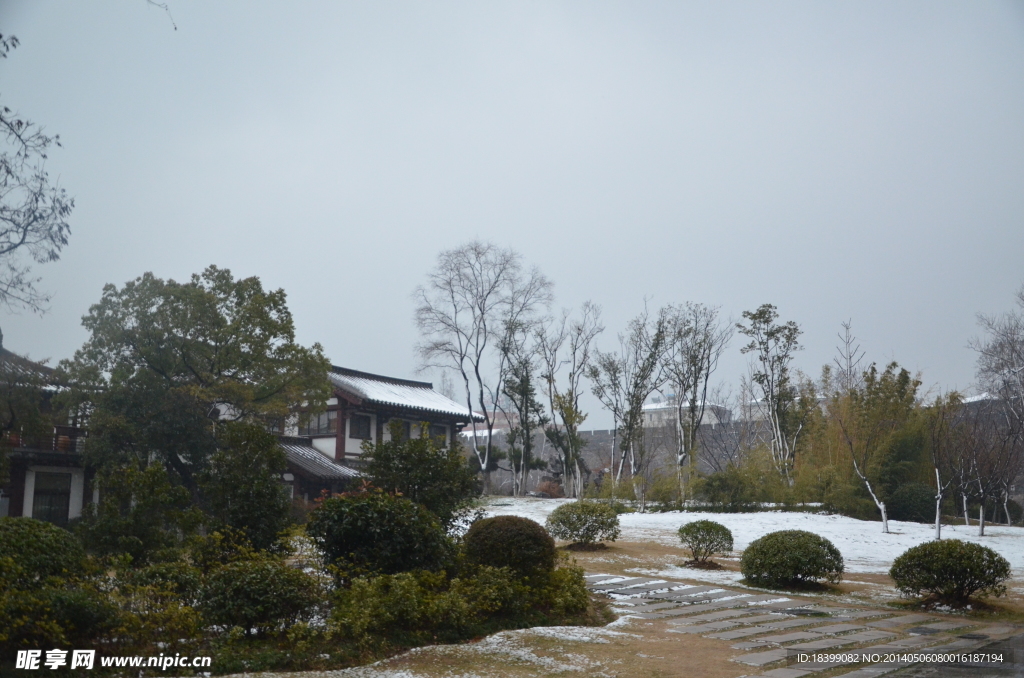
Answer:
[
  {"xmin": 887, "ymin": 483, "xmax": 935, "ymax": 523},
  {"xmin": 330, "ymin": 562, "xmax": 591, "ymax": 653},
  {"xmin": 741, "ymin": 530, "xmax": 844, "ymax": 587},
  {"xmin": 678, "ymin": 520, "xmax": 733, "ymax": 563},
  {"xmin": 121, "ymin": 561, "xmax": 203, "ymax": 603},
  {"xmin": 546, "ymin": 501, "xmax": 620, "ymax": 546},
  {"xmin": 307, "ymin": 489, "xmax": 453, "ymax": 578},
  {"xmin": 36, "ymin": 586, "xmax": 120, "ymax": 647},
  {"xmin": 366, "ymin": 423, "xmax": 480, "ymax": 529},
  {"xmin": 0, "ymin": 517, "xmax": 86, "ymax": 586},
  {"xmin": 200, "ymin": 559, "xmax": 321, "ymax": 636},
  {"xmin": 889, "ymin": 539, "xmax": 1010, "ymax": 603},
  {"xmin": 200, "ymin": 421, "xmax": 292, "ymax": 551},
  {"xmin": 464, "ymin": 516, "xmax": 555, "ymax": 579}
]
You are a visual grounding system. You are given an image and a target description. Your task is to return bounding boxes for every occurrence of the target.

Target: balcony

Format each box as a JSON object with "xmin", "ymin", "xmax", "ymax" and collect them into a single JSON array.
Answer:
[{"xmin": 3, "ymin": 426, "xmax": 87, "ymax": 454}]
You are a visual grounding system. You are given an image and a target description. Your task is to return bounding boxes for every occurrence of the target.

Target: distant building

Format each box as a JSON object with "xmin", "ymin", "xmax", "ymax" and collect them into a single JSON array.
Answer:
[
  {"xmin": 279, "ymin": 366, "xmax": 483, "ymax": 501},
  {"xmin": 0, "ymin": 348, "xmax": 90, "ymax": 525},
  {"xmin": 642, "ymin": 394, "xmax": 732, "ymax": 428}
]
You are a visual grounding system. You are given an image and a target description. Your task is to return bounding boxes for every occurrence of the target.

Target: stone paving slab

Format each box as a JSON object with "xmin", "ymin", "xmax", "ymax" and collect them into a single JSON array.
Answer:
[
  {"xmin": 589, "ymin": 581, "xmax": 659, "ymax": 594},
  {"xmin": 610, "ymin": 600, "xmax": 681, "ymax": 612},
  {"xmin": 671, "ymin": 607, "xmax": 784, "ymax": 624},
  {"xmin": 736, "ymin": 648, "xmax": 790, "ymax": 666},
  {"xmin": 876, "ymin": 635, "xmax": 936, "ymax": 649},
  {"xmin": 787, "ymin": 631, "xmax": 891, "ymax": 651},
  {"xmin": 839, "ymin": 610, "xmax": 893, "ymax": 620},
  {"xmin": 759, "ymin": 669, "xmax": 816, "ymax": 678},
  {"xmin": 743, "ymin": 595, "xmax": 798, "ymax": 607},
  {"xmin": 750, "ymin": 631, "xmax": 824, "ymax": 645},
  {"xmin": 810, "ymin": 623, "xmax": 866, "ymax": 634},
  {"xmin": 604, "ymin": 582, "xmax": 675, "ymax": 595},
  {"xmin": 865, "ymin": 614, "xmax": 936, "ymax": 629},
  {"xmin": 712, "ymin": 625, "xmax": 785, "ymax": 640},
  {"xmin": 648, "ymin": 585, "xmax": 719, "ymax": 599},
  {"xmin": 651, "ymin": 597, "xmax": 755, "ymax": 616},
  {"xmin": 739, "ymin": 636, "xmax": 872, "ymax": 667},
  {"xmin": 683, "ymin": 591, "xmax": 753, "ymax": 604},
  {"xmin": 636, "ymin": 604, "xmax": 743, "ymax": 619},
  {"xmin": 911, "ymin": 620, "xmax": 971, "ymax": 632},
  {"xmin": 762, "ymin": 617, "xmax": 848, "ymax": 631},
  {"xmin": 671, "ymin": 620, "xmax": 746, "ymax": 634}
]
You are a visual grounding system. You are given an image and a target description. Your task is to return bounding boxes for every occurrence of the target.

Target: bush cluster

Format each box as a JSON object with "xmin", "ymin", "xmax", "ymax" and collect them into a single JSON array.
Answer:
[
  {"xmin": 464, "ymin": 515, "xmax": 556, "ymax": 579},
  {"xmin": 200, "ymin": 558, "xmax": 322, "ymax": 637},
  {"xmin": 889, "ymin": 539, "xmax": 1010, "ymax": 604},
  {"xmin": 545, "ymin": 501, "xmax": 620, "ymax": 547},
  {"xmin": 741, "ymin": 530, "xmax": 844, "ymax": 587},
  {"xmin": 677, "ymin": 520, "xmax": 733, "ymax": 564},
  {"xmin": 306, "ymin": 489, "xmax": 453, "ymax": 578},
  {"xmin": 2, "ymin": 496, "xmax": 596, "ymax": 674},
  {"xmin": 330, "ymin": 562, "xmax": 591, "ymax": 653}
]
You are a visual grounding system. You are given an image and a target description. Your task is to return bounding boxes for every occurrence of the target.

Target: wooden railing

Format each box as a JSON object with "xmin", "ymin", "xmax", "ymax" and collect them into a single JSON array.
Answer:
[{"xmin": 3, "ymin": 425, "xmax": 87, "ymax": 453}]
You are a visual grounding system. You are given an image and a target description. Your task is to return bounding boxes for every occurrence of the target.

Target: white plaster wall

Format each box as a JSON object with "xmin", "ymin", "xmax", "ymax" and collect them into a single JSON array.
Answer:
[{"xmin": 23, "ymin": 466, "xmax": 86, "ymax": 520}]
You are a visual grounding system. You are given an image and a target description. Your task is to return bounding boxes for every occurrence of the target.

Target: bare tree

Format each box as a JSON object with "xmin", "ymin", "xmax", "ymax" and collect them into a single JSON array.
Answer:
[
  {"xmin": 926, "ymin": 393, "xmax": 962, "ymax": 540},
  {"xmin": 953, "ymin": 398, "xmax": 1024, "ymax": 536},
  {"xmin": 498, "ymin": 336, "xmax": 548, "ymax": 497},
  {"xmin": 589, "ymin": 305, "xmax": 667, "ymax": 511},
  {"xmin": 971, "ymin": 283, "xmax": 1024, "ymax": 428},
  {"xmin": 661, "ymin": 302, "xmax": 732, "ymax": 501},
  {"xmin": 414, "ymin": 241, "xmax": 552, "ymax": 491},
  {"xmin": 537, "ymin": 302, "xmax": 603, "ymax": 499},
  {"xmin": 0, "ymin": 35, "xmax": 75, "ymax": 313},
  {"xmin": 737, "ymin": 304, "xmax": 803, "ymax": 481}
]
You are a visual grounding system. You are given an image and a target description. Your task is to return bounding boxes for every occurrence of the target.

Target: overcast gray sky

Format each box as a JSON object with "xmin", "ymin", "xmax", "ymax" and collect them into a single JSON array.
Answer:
[{"xmin": 2, "ymin": 1, "xmax": 1022, "ymax": 427}]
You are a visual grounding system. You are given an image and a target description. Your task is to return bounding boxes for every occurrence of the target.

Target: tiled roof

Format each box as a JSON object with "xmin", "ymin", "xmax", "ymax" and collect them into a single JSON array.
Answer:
[
  {"xmin": 0, "ymin": 348, "xmax": 55, "ymax": 382},
  {"xmin": 328, "ymin": 366, "xmax": 483, "ymax": 422},
  {"xmin": 281, "ymin": 442, "xmax": 362, "ymax": 480}
]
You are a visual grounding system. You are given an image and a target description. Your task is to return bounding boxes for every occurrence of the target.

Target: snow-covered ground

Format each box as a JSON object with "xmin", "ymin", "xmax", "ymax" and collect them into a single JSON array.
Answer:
[{"xmin": 484, "ymin": 498, "xmax": 1024, "ymax": 575}]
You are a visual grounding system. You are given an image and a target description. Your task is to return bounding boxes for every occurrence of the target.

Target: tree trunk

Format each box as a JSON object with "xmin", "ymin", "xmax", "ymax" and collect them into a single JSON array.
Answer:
[
  {"xmin": 934, "ymin": 468, "xmax": 942, "ymax": 540},
  {"xmin": 979, "ymin": 501, "xmax": 986, "ymax": 536},
  {"xmin": 1004, "ymin": 491, "xmax": 1012, "ymax": 526},
  {"xmin": 962, "ymin": 494, "xmax": 970, "ymax": 525}
]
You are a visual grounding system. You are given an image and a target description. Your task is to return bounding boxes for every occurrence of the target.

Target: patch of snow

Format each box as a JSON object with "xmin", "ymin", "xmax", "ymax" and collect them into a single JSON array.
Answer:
[{"xmin": 484, "ymin": 498, "xmax": 1024, "ymax": 577}]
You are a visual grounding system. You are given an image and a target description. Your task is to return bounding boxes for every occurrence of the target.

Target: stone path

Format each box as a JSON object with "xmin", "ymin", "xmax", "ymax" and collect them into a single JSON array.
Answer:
[{"xmin": 585, "ymin": 573, "xmax": 1022, "ymax": 678}]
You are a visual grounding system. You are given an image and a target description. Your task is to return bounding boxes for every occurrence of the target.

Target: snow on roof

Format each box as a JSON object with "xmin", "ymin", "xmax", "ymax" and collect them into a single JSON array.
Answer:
[
  {"xmin": 328, "ymin": 366, "xmax": 483, "ymax": 422},
  {"xmin": 281, "ymin": 442, "xmax": 362, "ymax": 480}
]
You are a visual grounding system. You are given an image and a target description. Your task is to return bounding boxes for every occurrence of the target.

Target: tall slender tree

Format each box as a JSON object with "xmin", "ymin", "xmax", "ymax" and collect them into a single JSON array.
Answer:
[
  {"xmin": 414, "ymin": 241, "xmax": 552, "ymax": 491},
  {"xmin": 589, "ymin": 305, "xmax": 666, "ymax": 510},
  {"xmin": 737, "ymin": 304, "xmax": 803, "ymax": 481},
  {"xmin": 661, "ymin": 303, "xmax": 732, "ymax": 500},
  {"xmin": 537, "ymin": 302, "xmax": 603, "ymax": 499}
]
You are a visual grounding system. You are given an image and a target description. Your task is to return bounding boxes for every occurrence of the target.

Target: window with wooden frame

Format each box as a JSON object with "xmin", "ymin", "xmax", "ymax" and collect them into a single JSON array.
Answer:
[
  {"xmin": 349, "ymin": 413, "xmax": 372, "ymax": 440},
  {"xmin": 428, "ymin": 423, "xmax": 447, "ymax": 442},
  {"xmin": 299, "ymin": 410, "xmax": 337, "ymax": 436}
]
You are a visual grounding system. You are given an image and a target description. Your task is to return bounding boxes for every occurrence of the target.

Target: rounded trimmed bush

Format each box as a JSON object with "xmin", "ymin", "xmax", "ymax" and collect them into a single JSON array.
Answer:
[
  {"xmin": 889, "ymin": 539, "xmax": 1010, "ymax": 603},
  {"xmin": 0, "ymin": 517, "xmax": 86, "ymax": 587},
  {"xmin": 200, "ymin": 559, "xmax": 320, "ymax": 635},
  {"xmin": 678, "ymin": 520, "xmax": 733, "ymax": 564},
  {"xmin": 741, "ymin": 530, "xmax": 844, "ymax": 587},
  {"xmin": 546, "ymin": 501, "xmax": 620, "ymax": 546},
  {"xmin": 307, "ymin": 490, "xmax": 453, "ymax": 576},
  {"xmin": 464, "ymin": 516, "xmax": 555, "ymax": 579},
  {"xmin": 887, "ymin": 483, "xmax": 935, "ymax": 523}
]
